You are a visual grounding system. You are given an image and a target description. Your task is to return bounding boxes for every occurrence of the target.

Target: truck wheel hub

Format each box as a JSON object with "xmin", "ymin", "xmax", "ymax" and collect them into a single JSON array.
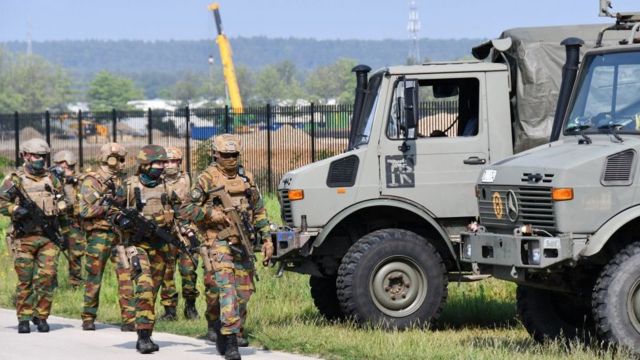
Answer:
[{"xmin": 370, "ymin": 256, "xmax": 427, "ymax": 317}]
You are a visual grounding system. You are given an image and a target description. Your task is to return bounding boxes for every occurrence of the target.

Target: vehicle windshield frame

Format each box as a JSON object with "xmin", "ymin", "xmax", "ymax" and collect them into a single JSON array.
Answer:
[
  {"xmin": 352, "ymin": 72, "xmax": 383, "ymax": 147},
  {"xmin": 563, "ymin": 49, "xmax": 640, "ymax": 136}
]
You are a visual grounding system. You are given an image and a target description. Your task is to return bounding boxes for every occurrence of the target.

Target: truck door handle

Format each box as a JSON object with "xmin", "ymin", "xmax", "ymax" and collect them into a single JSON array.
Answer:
[{"xmin": 463, "ymin": 156, "xmax": 486, "ymax": 165}]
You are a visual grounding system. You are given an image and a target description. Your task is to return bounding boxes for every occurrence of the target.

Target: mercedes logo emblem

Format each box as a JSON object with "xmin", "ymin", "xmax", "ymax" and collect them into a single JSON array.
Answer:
[{"xmin": 506, "ymin": 190, "xmax": 519, "ymax": 222}]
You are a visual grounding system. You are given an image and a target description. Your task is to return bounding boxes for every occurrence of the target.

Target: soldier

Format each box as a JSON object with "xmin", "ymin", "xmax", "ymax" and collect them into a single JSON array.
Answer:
[
  {"xmin": 78, "ymin": 143, "xmax": 136, "ymax": 332},
  {"xmin": 180, "ymin": 134, "xmax": 273, "ymax": 360},
  {"xmin": 51, "ymin": 150, "xmax": 85, "ymax": 288},
  {"xmin": 159, "ymin": 146, "xmax": 200, "ymax": 321},
  {"xmin": 118, "ymin": 145, "xmax": 171, "ymax": 354},
  {"xmin": 0, "ymin": 138, "xmax": 67, "ymax": 333}
]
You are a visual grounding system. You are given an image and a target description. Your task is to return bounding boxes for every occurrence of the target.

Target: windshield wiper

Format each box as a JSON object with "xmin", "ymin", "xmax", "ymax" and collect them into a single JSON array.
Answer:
[
  {"xmin": 598, "ymin": 123, "xmax": 624, "ymax": 143},
  {"xmin": 567, "ymin": 124, "xmax": 592, "ymax": 144}
]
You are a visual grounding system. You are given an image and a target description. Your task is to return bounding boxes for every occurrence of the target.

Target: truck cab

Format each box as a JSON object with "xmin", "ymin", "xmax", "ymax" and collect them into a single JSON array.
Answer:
[{"xmin": 461, "ymin": 10, "xmax": 640, "ymax": 352}]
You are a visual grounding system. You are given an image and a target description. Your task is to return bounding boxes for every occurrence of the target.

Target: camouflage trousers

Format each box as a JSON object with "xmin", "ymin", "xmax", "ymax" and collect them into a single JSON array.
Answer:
[
  {"xmin": 203, "ymin": 240, "xmax": 254, "ymax": 335},
  {"xmin": 81, "ymin": 230, "xmax": 136, "ymax": 326},
  {"xmin": 66, "ymin": 225, "xmax": 86, "ymax": 287},
  {"xmin": 13, "ymin": 235, "xmax": 60, "ymax": 321},
  {"xmin": 134, "ymin": 242, "xmax": 169, "ymax": 330},
  {"xmin": 160, "ymin": 244, "xmax": 200, "ymax": 307}
]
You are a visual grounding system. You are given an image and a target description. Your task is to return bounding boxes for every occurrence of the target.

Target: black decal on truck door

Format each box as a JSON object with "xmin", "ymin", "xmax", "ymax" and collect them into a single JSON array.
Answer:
[{"xmin": 385, "ymin": 155, "xmax": 415, "ymax": 188}]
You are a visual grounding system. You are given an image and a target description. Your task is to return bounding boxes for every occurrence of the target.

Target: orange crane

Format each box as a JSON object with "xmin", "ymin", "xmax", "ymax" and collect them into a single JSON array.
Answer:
[{"xmin": 208, "ymin": 3, "xmax": 244, "ymax": 113}]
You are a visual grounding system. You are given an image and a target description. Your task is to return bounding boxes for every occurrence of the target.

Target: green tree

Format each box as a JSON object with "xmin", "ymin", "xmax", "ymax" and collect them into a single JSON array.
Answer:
[
  {"xmin": 253, "ymin": 60, "xmax": 304, "ymax": 104},
  {"xmin": 0, "ymin": 48, "xmax": 73, "ymax": 112},
  {"xmin": 170, "ymin": 72, "xmax": 206, "ymax": 106},
  {"xmin": 305, "ymin": 58, "xmax": 357, "ymax": 104},
  {"xmin": 87, "ymin": 70, "xmax": 144, "ymax": 111}
]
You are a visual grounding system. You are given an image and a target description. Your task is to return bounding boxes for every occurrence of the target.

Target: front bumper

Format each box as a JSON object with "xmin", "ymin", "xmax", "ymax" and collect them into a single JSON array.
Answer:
[
  {"xmin": 269, "ymin": 226, "xmax": 319, "ymax": 261},
  {"xmin": 460, "ymin": 228, "xmax": 577, "ymax": 269}
]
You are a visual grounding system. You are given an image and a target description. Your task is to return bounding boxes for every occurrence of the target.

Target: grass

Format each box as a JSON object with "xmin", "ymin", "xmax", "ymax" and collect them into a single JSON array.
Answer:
[{"xmin": 0, "ymin": 201, "xmax": 629, "ymax": 359}]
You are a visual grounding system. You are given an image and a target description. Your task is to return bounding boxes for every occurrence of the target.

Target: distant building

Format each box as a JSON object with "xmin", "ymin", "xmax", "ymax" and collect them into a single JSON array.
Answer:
[
  {"xmin": 67, "ymin": 102, "xmax": 90, "ymax": 112},
  {"xmin": 127, "ymin": 99, "xmax": 179, "ymax": 111}
]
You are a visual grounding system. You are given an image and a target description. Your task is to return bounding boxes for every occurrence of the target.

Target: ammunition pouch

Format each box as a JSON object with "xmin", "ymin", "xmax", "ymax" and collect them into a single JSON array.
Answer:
[{"xmin": 217, "ymin": 226, "xmax": 240, "ymax": 244}]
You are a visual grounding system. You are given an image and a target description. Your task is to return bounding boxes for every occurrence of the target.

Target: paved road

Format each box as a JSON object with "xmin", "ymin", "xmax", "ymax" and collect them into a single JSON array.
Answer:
[{"xmin": 0, "ymin": 309, "xmax": 317, "ymax": 360}]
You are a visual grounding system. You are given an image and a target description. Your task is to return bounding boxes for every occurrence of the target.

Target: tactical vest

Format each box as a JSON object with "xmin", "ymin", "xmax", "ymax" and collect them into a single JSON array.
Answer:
[
  {"xmin": 81, "ymin": 168, "xmax": 122, "ymax": 231},
  {"xmin": 15, "ymin": 170, "xmax": 58, "ymax": 217},
  {"xmin": 165, "ymin": 173, "xmax": 191, "ymax": 204},
  {"xmin": 127, "ymin": 176, "xmax": 171, "ymax": 227}
]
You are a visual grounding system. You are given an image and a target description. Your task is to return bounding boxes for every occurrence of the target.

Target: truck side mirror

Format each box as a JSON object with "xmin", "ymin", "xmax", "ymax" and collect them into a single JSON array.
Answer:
[{"xmin": 403, "ymin": 79, "xmax": 418, "ymax": 140}]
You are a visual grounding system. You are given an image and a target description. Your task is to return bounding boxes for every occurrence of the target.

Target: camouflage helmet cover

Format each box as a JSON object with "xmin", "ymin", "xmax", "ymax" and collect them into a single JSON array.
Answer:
[
  {"xmin": 165, "ymin": 146, "xmax": 183, "ymax": 161},
  {"xmin": 136, "ymin": 144, "xmax": 167, "ymax": 165},
  {"xmin": 20, "ymin": 138, "xmax": 50, "ymax": 155},
  {"xmin": 52, "ymin": 150, "xmax": 77, "ymax": 166},
  {"xmin": 212, "ymin": 134, "xmax": 241, "ymax": 154},
  {"xmin": 99, "ymin": 142, "xmax": 127, "ymax": 162}
]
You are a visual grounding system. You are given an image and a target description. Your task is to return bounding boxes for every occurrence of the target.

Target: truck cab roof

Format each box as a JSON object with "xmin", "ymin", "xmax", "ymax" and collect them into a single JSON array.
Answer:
[{"xmin": 385, "ymin": 62, "xmax": 507, "ymax": 76}]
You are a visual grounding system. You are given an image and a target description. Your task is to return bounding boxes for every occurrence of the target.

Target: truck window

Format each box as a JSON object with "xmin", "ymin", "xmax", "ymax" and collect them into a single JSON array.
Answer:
[
  {"xmin": 565, "ymin": 51, "xmax": 640, "ymax": 134},
  {"xmin": 386, "ymin": 77, "xmax": 479, "ymax": 140}
]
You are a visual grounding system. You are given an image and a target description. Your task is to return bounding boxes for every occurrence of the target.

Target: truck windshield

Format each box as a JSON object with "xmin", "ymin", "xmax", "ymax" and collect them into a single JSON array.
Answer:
[
  {"xmin": 564, "ymin": 50, "xmax": 640, "ymax": 135},
  {"xmin": 352, "ymin": 73, "xmax": 383, "ymax": 147}
]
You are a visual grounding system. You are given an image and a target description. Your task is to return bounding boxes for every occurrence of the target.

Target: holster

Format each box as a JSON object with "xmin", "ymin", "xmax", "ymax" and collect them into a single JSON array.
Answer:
[{"xmin": 200, "ymin": 245, "xmax": 213, "ymax": 272}]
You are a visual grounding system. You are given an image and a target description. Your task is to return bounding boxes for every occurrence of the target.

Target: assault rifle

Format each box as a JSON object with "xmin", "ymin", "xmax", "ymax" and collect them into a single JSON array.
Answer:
[
  {"xmin": 209, "ymin": 186, "xmax": 261, "ymax": 266},
  {"xmin": 6, "ymin": 183, "xmax": 68, "ymax": 255},
  {"xmin": 162, "ymin": 192, "xmax": 200, "ymax": 266}
]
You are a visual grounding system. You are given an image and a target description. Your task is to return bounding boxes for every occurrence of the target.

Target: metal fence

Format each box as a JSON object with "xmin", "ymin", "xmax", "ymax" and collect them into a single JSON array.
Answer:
[{"xmin": 0, "ymin": 102, "xmax": 457, "ymax": 192}]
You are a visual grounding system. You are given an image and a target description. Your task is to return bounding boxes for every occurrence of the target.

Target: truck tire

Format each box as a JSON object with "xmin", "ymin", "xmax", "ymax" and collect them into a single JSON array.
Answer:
[
  {"xmin": 592, "ymin": 241, "xmax": 640, "ymax": 353},
  {"xmin": 517, "ymin": 285, "xmax": 594, "ymax": 343},
  {"xmin": 309, "ymin": 276, "xmax": 344, "ymax": 320},
  {"xmin": 336, "ymin": 229, "xmax": 448, "ymax": 329}
]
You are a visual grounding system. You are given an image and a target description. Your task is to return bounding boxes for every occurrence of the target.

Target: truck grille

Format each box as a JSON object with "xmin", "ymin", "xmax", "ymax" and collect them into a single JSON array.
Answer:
[
  {"xmin": 279, "ymin": 189, "xmax": 294, "ymax": 226},
  {"xmin": 478, "ymin": 185, "xmax": 555, "ymax": 232}
]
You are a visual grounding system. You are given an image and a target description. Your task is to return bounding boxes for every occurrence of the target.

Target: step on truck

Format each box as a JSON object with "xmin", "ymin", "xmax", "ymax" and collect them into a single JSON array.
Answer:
[
  {"xmin": 460, "ymin": 2, "xmax": 640, "ymax": 351},
  {"xmin": 270, "ymin": 22, "xmax": 624, "ymax": 329}
]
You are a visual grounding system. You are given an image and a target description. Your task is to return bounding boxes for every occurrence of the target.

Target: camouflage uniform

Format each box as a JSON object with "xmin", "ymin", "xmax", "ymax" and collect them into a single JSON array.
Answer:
[
  {"xmin": 180, "ymin": 134, "xmax": 272, "ymax": 359},
  {"xmin": 0, "ymin": 138, "xmax": 67, "ymax": 333},
  {"xmin": 78, "ymin": 143, "xmax": 135, "ymax": 331},
  {"xmin": 160, "ymin": 146, "xmax": 199, "ymax": 320},
  {"xmin": 51, "ymin": 150, "xmax": 86, "ymax": 288},
  {"xmin": 118, "ymin": 145, "xmax": 172, "ymax": 353}
]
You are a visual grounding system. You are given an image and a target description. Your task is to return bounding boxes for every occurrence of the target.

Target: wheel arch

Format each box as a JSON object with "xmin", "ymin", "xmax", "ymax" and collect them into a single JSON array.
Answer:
[
  {"xmin": 583, "ymin": 205, "xmax": 640, "ymax": 258},
  {"xmin": 312, "ymin": 197, "xmax": 458, "ymax": 270}
]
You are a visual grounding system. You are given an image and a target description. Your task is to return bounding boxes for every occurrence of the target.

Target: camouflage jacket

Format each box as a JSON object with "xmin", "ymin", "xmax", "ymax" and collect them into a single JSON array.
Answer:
[
  {"xmin": 78, "ymin": 167, "xmax": 126, "ymax": 231},
  {"xmin": 179, "ymin": 165, "xmax": 269, "ymax": 244},
  {"xmin": 0, "ymin": 167, "xmax": 69, "ymax": 236}
]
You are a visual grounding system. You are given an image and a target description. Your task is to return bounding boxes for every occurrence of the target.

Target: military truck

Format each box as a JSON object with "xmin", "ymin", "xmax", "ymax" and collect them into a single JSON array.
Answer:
[
  {"xmin": 270, "ymin": 23, "xmax": 624, "ymax": 329},
  {"xmin": 460, "ymin": 4, "xmax": 640, "ymax": 351}
]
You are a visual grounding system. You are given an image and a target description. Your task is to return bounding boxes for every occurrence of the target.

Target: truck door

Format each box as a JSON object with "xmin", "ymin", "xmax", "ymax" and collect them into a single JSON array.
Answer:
[{"xmin": 379, "ymin": 74, "xmax": 489, "ymax": 218}]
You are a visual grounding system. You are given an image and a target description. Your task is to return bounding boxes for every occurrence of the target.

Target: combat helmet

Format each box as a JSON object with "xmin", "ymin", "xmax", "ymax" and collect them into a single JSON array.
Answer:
[
  {"xmin": 165, "ymin": 146, "xmax": 183, "ymax": 161},
  {"xmin": 212, "ymin": 134, "xmax": 241, "ymax": 154},
  {"xmin": 20, "ymin": 138, "xmax": 50, "ymax": 155},
  {"xmin": 99, "ymin": 142, "xmax": 126, "ymax": 163},
  {"xmin": 52, "ymin": 150, "xmax": 77, "ymax": 166},
  {"xmin": 136, "ymin": 145, "xmax": 167, "ymax": 165}
]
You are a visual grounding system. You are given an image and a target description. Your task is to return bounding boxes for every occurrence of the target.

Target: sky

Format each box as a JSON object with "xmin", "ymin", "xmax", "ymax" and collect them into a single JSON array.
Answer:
[{"xmin": 0, "ymin": 0, "xmax": 638, "ymax": 42}]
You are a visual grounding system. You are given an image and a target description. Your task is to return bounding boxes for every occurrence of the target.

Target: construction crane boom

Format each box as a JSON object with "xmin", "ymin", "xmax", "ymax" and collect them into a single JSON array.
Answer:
[{"xmin": 208, "ymin": 3, "xmax": 244, "ymax": 113}]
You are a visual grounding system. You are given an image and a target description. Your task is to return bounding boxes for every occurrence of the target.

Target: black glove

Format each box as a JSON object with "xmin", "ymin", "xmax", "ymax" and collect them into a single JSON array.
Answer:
[
  {"xmin": 13, "ymin": 206, "xmax": 29, "ymax": 220},
  {"xmin": 111, "ymin": 212, "xmax": 133, "ymax": 230}
]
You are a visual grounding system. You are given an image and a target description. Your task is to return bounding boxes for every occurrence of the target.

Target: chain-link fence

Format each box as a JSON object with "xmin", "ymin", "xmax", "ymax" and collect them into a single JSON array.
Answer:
[{"xmin": 2, "ymin": 102, "xmax": 457, "ymax": 192}]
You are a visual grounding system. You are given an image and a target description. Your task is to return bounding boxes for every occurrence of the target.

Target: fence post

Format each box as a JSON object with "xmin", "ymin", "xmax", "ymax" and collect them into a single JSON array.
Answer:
[
  {"xmin": 14, "ymin": 111, "xmax": 20, "ymax": 167},
  {"xmin": 45, "ymin": 111, "xmax": 51, "ymax": 167},
  {"xmin": 147, "ymin": 108, "xmax": 153, "ymax": 144},
  {"xmin": 112, "ymin": 108, "xmax": 117, "ymax": 142},
  {"xmin": 224, "ymin": 105, "xmax": 230, "ymax": 133},
  {"xmin": 310, "ymin": 103, "xmax": 315, "ymax": 162},
  {"xmin": 185, "ymin": 106, "xmax": 191, "ymax": 176},
  {"xmin": 266, "ymin": 103, "xmax": 272, "ymax": 192},
  {"xmin": 78, "ymin": 110, "xmax": 84, "ymax": 169}
]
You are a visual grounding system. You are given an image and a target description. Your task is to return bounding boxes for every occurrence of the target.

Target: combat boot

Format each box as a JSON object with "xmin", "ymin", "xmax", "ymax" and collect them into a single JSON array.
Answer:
[
  {"xmin": 159, "ymin": 306, "xmax": 177, "ymax": 321},
  {"xmin": 224, "ymin": 335, "xmax": 241, "ymax": 360},
  {"xmin": 149, "ymin": 330, "xmax": 160, "ymax": 352},
  {"xmin": 184, "ymin": 299, "xmax": 199, "ymax": 319},
  {"xmin": 120, "ymin": 322, "xmax": 136, "ymax": 332},
  {"xmin": 31, "ymin": 317, "xmax": 40, "ymax": 326},
  {"xmin": 18, "ymin": 320, "xmax": 30, "ymax": 334},
  {"xmin": 215, "ymin": 331, "xmax": 227, "ymax": 355},
  {"xmin": 207, "ymin": 320, "xmax": 221, "ymax": 342},
  {"xmin": 82, "ymin": 319, "xmax": 95, "ymax": 331},
  {"xmin": 236, "ymin": 333, "xmax": 249, "ymax": 347},
  {"xmin": 36, "ymin": 319, "xmax": 49, "ymax": 332},
  {"xmin": 136, "ymin": 329, "xmax": 159, "ymax": 354}
]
